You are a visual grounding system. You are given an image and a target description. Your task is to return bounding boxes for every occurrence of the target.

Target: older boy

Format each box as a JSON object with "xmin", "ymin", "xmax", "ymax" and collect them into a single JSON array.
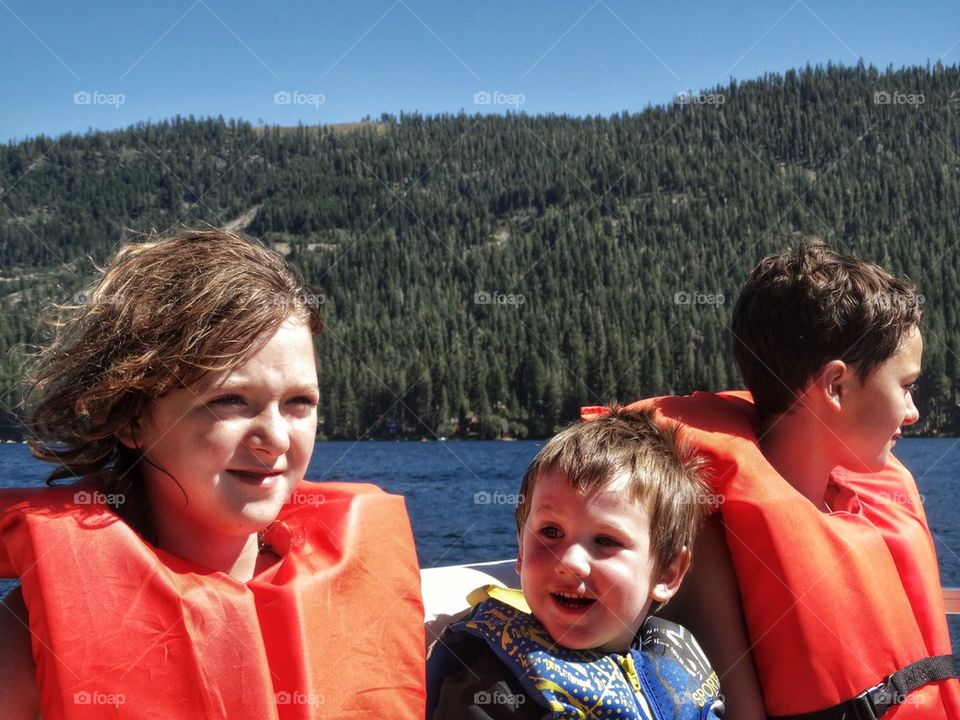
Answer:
[
  {"xmin": 427, "ymin": 408, "xmax": 724, "ymax": 719},
  {"xmin": 652, "ymin": 238, "xmax": 960, "ymax": 719}
]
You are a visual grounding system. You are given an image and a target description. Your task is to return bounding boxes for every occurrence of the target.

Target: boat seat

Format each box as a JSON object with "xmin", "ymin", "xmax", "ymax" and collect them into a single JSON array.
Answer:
[{"xmin": 420, "ymin": 559, "xmax": 518, "ymax": 646}]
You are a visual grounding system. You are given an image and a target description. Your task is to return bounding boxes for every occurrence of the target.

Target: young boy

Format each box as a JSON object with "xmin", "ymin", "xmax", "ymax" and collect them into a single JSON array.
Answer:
[
  {"xmin": 653, "ymin": 238, "xmax": 960, "ymax": 719},
  {"xmin": 427, "ymin": 408, "xmax": 724, "ymax": 720}
]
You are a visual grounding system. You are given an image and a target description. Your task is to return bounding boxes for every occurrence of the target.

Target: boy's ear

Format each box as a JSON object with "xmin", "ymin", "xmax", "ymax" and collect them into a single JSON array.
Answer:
[
  {"xmin": 651, "ymin": 547, "xmax": 692, "ymax": 603},
  {"xmin": 115, "ymin": 419, "xmax": 141, "ymax": 450},
  {"xmin": 515, "ymin": 531, "xmax": 523, "ymax": 575},
  {"xmin": 814, "ymin": 360, "xmax": 848, "ymax": 414}
]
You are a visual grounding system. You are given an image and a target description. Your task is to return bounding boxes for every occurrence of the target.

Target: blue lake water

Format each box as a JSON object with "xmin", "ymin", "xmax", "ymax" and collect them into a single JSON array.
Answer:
[{"xmin": 2, "ymin": 437, "xmax": 959, "ymax": 651}]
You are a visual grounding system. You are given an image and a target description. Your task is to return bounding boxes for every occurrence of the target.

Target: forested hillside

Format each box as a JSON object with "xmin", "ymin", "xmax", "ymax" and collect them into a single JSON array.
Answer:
[{"xmin": 2, "ymin": 61, "xmax": 960, "ymax": 438}]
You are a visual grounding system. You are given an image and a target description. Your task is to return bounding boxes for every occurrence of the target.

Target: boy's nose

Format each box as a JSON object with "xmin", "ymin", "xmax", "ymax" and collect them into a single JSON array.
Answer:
[
  {"xmin": 903, "ymin": 393, "xmax": 920, "ymax": 426},
  {"xmin": 556, "ymin": 543, "xmax": 590, "ymax": 577}
]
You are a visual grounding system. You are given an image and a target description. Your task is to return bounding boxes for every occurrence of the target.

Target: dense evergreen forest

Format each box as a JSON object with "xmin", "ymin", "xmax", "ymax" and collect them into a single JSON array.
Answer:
[{"xmin": 2, "ymin": 62, "xmax": 960, "ymax": 439}]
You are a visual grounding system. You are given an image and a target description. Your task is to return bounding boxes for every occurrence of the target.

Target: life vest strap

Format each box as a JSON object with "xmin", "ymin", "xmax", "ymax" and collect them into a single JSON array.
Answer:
[{"xmin": 768, "ymin": 654, "xmax": 958, "ymax": 720}]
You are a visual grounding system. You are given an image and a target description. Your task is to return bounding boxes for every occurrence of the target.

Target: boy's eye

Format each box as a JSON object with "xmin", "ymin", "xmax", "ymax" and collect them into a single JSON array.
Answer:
[
  {"xmin": 289, "ymin": 395, "xmax": 319, "ymax": 407},
  {"xmin": 905, "ymin": 382, "xmax": 918, "ymax": 394},
  {"xmin": 211, "ymin": 394, "xmax": 244, "ymax": 406},
  {"xmin": 596, "ymin": 536, "xmax": 622, "ymax": 548},
  {"xmin": 539, "ymin": 525, "xmax": 562, "ymax": 539}
]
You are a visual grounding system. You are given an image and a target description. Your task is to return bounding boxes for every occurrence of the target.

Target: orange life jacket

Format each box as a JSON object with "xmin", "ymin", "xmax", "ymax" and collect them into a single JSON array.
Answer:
[
  {"xmin": 584, "ymin": 391, "xmax": 960, "ymax": 719},
  {"xmin": 0, "ymin": 481, "xmax": 426, "ymax": 720}
]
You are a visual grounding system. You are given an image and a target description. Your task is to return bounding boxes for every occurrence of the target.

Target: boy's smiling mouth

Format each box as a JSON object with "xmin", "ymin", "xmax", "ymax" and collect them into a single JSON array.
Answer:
[{"xmin": 551, "ymin": 592, "xmax": 596, "ymax": 610}]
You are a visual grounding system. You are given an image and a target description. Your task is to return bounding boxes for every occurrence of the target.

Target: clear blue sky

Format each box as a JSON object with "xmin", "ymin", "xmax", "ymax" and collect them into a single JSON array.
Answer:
[{"xmin": 2, "ymin": 0, "xmax": 959, "ymax": 143}]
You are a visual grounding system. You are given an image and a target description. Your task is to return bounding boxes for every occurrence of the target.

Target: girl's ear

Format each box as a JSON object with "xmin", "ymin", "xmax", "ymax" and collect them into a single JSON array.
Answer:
[
  {"xmin": 115, "ymin": 419, "xmax": 140, "ymax": 450},
  {"xmin": 651, "ymin": 546, "xmax": 692, "ymax": 604}
]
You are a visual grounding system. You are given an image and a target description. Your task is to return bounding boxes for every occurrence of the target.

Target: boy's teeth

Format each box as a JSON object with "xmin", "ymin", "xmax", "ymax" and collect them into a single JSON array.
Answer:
[{"xmin": 553, "ymin": 592, "xmax": 595, "ymax": 609}]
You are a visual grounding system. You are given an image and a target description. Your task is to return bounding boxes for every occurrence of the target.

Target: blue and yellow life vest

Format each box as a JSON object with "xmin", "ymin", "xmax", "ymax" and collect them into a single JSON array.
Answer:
[{"xmin": 435, "ymin": 588, "xmax": 722, "ymax": 719}]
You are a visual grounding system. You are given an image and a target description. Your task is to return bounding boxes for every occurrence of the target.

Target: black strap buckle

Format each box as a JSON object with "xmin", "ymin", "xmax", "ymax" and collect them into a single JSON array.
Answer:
[
  {"xmin": 849, "ymin": 677, "xmax": 900, "ymax": 720},
  {"xmin": 767, "ymin": 654, "xmax": 957, "ymax": 720}
]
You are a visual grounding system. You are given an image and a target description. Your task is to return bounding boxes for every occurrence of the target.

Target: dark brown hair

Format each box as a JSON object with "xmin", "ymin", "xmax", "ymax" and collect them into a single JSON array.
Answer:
[
  {"xmin": 515, "ymin": 407, "xmax": 710, "ymax": 571},
  {"xmin": 732, "ymin": 238, "xmax": 922, "ymax": 418},
  {"xmin": 24, "ymin": 229, "xmax": 321, "ymax": 531}
]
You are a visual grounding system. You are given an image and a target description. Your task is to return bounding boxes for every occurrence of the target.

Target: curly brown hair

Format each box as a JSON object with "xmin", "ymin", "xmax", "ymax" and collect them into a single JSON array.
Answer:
[
  {"xmin": 515, "ymin": 406, "xmax": 710, "ymax": 572},
  {"xmin": 731, "ymin": 238, "xmax": 922, "ymax": 418},
  {"xmin": 24, "ymin": 229, "xmax": 321, "ymax": 531}
]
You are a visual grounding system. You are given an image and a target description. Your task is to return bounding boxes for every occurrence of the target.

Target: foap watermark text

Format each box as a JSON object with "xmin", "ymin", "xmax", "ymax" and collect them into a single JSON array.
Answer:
[
  {"xmin": 674, "ymin": 91, "xmax": 725, "ymax": 107},
  {"xmin": 873, "ymin": 90, "xmax": 924, "ymax": 106},
  {"xmin": 74, "ymin": 490, "xmax": 125, "ymax": 506},
  {"xmin": 285, "ymin": 493, "xmax": 326, "ymax": 508},
  {"xmin": 274, "ymin": 91, "xmax": 326, "ymax": 109},
  {"xmin": 270, "ymin": 291, "xmax": 325, "ymax": 309},
  {"xmin": 275, "ymin": 691, "xmax": 325, "ymax": 706},
  {"xmin": 674, "ymin": 291, "xmax": 724, "ymax": 306},
  {"xmin": 474, "ymin": 290, "xmax": 525, "ymax": 306},
  {"xmin": 474, "ymin": 90, "xmax": 525, "ymax": 108},
  {"xmin": 74, "ymin": 91, "xmax": 126, "ymax": 108},
  {"xmin": 474, "ymin": 491, "xmax": 523, "ymax": 506},
  {"xmin": 474, "ymin": 690, "xmax": 526, "ymax": 706},
  {"xmin": 73, "ymin": 691, "xmax": 125, "ymax": 707}
]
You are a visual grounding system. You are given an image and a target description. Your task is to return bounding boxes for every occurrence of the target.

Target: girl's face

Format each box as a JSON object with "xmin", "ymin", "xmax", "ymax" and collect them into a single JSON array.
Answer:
[{"xmin": 127, "ymin": 317, "xmax": 319, "ymax": 546}]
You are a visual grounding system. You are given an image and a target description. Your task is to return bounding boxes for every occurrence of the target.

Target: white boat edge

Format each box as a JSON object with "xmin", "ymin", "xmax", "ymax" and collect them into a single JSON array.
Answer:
[
  {"xmin": 420, "ymin": 561, "xmax": 960, "ymax": 645},
  {"xmin": 421, "ymin": 559, "xmax": 518, "ymax": 644}
]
